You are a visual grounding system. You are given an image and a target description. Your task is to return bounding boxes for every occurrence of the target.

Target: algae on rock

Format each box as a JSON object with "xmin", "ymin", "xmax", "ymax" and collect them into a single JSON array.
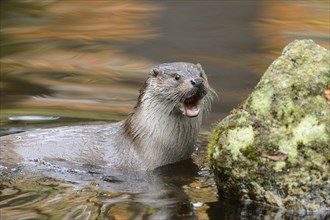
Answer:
[{"xmin": 208, "ymin": 39, "xmax": 330, "ymax": 211}]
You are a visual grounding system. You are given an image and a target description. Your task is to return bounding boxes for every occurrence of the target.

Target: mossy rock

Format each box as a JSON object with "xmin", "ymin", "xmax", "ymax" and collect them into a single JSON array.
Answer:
[{"xmin": 208, "ymin": 39, "xmax": 330, "ymax": 211}]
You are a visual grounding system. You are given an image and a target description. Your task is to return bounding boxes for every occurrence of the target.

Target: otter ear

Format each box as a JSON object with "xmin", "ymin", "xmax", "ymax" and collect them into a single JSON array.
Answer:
[
  {"xmin": 196, "ymin": 63, "xmax": 203, "ymax": 71},
  {"xmin": 196, "ymin": 63, "xmax": 206, "ymax": 78},
  {"xmin": 150, "ymin": 68, "xmax": 160, "ymax": 77}
]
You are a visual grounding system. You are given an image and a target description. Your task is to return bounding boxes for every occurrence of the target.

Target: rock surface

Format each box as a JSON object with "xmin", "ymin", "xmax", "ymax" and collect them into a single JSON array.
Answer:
[{"xmin": 208, "ymin": 39, "xmax": 330, "ymax": 211}]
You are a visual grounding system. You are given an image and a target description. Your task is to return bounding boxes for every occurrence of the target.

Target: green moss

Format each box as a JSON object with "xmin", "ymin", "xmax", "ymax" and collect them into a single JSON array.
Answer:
[
  {"xmin": 293, "ymin": 115, "xmax": 329, "ymax": 145},
  {"xmin": 236, "ymin": 111, "xmax": 249, "ymax": 124},
  {"xmin": 208, "ymin": 126, "xmax": 224, "ymax": 160},
  {"xmin": 241, "ymin": 144, "xmax": 258, "ymax": 160},
  {"xmin": 265, "ymin": 191, "xmax": 284, "ymax": 207},
  {"xmin": 314, "ymin": 95, "xmax": 329, "ymax": 109},
  {"xmin": 276, "ymin": 97, "xmax": 295, "ymax": 124},
  {"xmin": 275, "ymin": 115, "xmax": 328, "ymax": 165},
  {"xmin": 225, "ymin": 126, "xmax": 254, "ymax": 160},
  {"xmin": 278, "ymin": 139, "xmax": 298, "ymax": 164},
  {"xmin": 303, "ymin": 149, "xmax": 327, "ymax": 169},
  {"xmin": 273, "ymin": 161, "xmax": 286, "ymax": 172},
  {"xmin": 251, "ymin": 84, "xmax": 273, "ymax": 117}
]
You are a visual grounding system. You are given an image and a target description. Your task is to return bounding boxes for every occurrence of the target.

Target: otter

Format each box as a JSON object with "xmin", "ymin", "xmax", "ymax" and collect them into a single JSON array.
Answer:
[{"xmin": 0, "ymin": 62, "xmax": 215, "ymax": 171}]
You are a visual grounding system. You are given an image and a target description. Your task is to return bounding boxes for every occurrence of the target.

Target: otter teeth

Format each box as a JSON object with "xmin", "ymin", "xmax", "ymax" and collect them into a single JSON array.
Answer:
[{"xmin": 183, "ymin": 96, "xmax": 200, "ymax": 117}]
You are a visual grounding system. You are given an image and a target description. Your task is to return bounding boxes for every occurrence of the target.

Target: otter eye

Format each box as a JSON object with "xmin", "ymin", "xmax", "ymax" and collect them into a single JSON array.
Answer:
[
  {"xmin": 200, "ymin": 72, "xmax": 203, "ymax": 78},
  {"xmin": 174, "ymin": 74, "xmax": 181, "ymax": 80}
]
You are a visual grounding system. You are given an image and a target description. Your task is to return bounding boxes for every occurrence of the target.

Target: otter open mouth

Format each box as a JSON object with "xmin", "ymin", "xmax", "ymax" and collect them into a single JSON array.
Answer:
[{"xmin": 183, "ymin": 95, "xmax": 200, "ymax": 117}]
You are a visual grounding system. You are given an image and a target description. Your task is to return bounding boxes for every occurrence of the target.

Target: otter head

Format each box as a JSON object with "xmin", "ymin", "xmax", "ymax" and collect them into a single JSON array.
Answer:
[
  {"xmin": 124, "ymin": 62, "xmax": 215, "ymax": 162},
  {"xmin": 147, "ymin": 62, "xmax": 213, "ymax": 118}
]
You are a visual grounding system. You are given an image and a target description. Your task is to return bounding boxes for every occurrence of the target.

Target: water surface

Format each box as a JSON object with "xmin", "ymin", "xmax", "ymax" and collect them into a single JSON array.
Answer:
[{"xmin": 1, "ymin": 1, "xmax": 329, "ymax": 219}]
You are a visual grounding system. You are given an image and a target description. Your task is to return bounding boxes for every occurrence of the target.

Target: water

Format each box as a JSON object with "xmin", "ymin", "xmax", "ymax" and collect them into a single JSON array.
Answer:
[{"xmin": 0, "ymin": 1, "xmax": 329, "ymax": 219}]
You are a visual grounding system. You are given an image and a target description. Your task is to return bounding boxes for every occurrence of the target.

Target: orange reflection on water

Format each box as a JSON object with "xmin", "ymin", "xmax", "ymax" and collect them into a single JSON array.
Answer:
[
  {"xmin": 3, "ymin": 1, "xmax": 162, "ymax": 42},
  {"xmin": 253, "ymin": 1, "xmax": 329, "ymax": 56},
  {"xmin": 1, "ymin": 1, "xmax": 163, "ymax": 121}
]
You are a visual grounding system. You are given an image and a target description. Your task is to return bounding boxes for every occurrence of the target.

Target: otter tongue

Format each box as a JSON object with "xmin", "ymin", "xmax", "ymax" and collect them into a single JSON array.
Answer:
[{"xmin": 185, "ymin": 103, "xmax": 200, "ymax": 117}]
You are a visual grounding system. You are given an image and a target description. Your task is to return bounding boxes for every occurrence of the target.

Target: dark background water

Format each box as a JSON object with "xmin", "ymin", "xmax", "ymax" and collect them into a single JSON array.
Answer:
[{"xmin": 0, "ymin": 1, "xmax": 329, "ymax": 219}]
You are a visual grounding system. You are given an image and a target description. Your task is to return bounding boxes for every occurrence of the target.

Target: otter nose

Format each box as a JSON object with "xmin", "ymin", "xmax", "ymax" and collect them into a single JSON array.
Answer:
[{"xmin": 190, "ymin": 78, "xmax": 204, "ymax": 88}]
